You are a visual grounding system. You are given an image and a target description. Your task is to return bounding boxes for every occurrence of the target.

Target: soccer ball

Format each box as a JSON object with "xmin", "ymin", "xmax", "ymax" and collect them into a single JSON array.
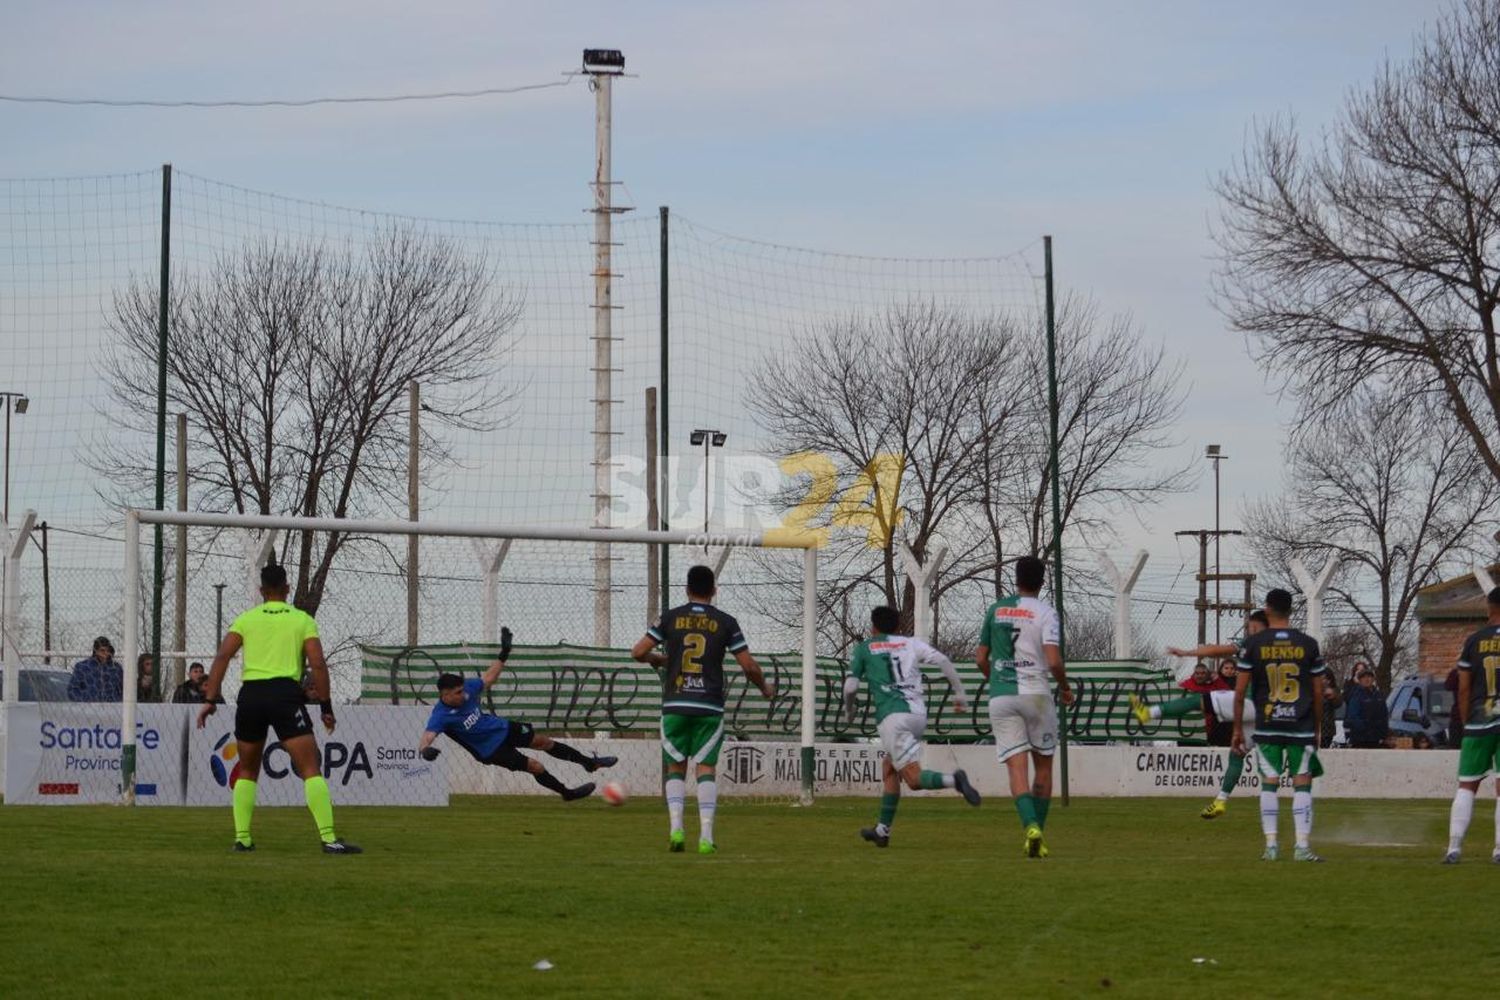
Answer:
[{"xmin": 601, "ymin": 781, "xmax": 628, "ymax": 806}]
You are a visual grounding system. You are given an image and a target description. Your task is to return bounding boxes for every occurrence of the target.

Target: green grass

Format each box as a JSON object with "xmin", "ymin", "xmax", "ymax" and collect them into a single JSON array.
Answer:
[{"xmin": 1, "ymin": 795, "xmax": 1497, "ymax": 998}]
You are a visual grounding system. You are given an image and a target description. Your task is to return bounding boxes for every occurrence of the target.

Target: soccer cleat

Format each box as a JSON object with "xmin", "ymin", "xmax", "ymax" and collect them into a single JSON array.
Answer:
[
  {"xmin": 668, "ymin": 830, "xmax": 686, "ymax": 853},
  {"xmin": 1261, "ymin": 845, "xmax": 1279, "ymax": 862},
  {"xmin": 232, "ymin": 841, "xmax": 255, "ymax": 853},
  {"xmin": 860, "ymin": 826, "xmax": 890, "ymax": 848},
  {"xmin": 1200, "ymin": 798, "xmax": 1227, "ymax": 820},
  {"xmin": 1024, "ymin": 824, "xmax": 1044, "ymax": 858},
  {"xmin": 1293, "ymin": 846, "xmax": 1324, "ymax": 863},
  {"xmin": 953, "ymin": 769, "xmax": 981, "ymax": 807},
  {"xmin": 1129, "ymin": 694, "xmax": 1151, "ymax": 725},
  {"xmin": 587, "ymin": 754, "xmax": 618, "ymax": 773},
  {"xmin": 1493, "ymin": 850, "xmax": 1500, "ymax": 865},
  {"xmin": 321, "ymin": 839, "xmax": 362, "ymax": 855},
  {"xmin": 561, "ymin": 782, "xmax": 596, "ymax": 802},
  {"xmin": 698, "ymin": 839, "xmax": 717, "ymax": 855},
  {"xmin": 1442, "ymin": 851, "xmax": 1461, "ymax": 865}
]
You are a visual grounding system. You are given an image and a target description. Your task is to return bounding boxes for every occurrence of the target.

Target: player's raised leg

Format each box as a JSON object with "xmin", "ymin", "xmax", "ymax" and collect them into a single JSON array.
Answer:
[{"xmin": 531, "ymin": 732, "xmax": 617, "ymax": 773}]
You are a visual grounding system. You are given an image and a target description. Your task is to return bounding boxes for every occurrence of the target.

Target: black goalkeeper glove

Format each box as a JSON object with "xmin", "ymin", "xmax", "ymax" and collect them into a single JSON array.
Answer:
[
  {"xmin": 500, "ymin": 626, "xmax": 513, "ymax": 661},
  {"xmin": 421, "ymin": 746, "xmax": 441, "ymax": 762}
]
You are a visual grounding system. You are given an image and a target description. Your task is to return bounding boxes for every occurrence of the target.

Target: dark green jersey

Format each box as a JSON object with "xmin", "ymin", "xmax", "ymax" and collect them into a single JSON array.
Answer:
[
  {"xmin": 647, "ymin": 602, "xmax": 748, "ymax": 717},
  {"xmin": 1237, "ymin": 627, "xmax": 1325, "ymax": 745},
  {"xmin": 1457, "ymin": 624, "xmax": 1500, "ymax": 735}
]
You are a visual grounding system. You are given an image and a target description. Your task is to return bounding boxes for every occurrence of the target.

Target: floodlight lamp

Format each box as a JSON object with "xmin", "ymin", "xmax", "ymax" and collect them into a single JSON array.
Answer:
[
  {"xmin": 1205, "ymin": 444, "xmax": 1221, "ymax": 457},
  {"xmin": 583, "ymin": 49, "xmax": 625, "ymax": 73},
  {"xmin": 711, "ymin": 432, "xmax": 727, "ymax": 448},
  {"xmin": 13, "ymin": 397, "xmax": 27, "ymax": 415},
  {"xmin": 690, "ymin": 430, "xmax": 707, "ymax": 446}
]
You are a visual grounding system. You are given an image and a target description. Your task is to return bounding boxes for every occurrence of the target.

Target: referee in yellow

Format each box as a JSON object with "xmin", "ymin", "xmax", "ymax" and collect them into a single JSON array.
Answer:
[{"xmin": 198, "ymin": 562, "xmax": 360, "ymax": 854}]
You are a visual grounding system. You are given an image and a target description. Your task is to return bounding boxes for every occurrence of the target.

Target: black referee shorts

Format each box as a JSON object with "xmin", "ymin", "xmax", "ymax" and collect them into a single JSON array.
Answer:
[{"xmin": 235, "ymin": 677, "xmax": 314, "ymax": 744}]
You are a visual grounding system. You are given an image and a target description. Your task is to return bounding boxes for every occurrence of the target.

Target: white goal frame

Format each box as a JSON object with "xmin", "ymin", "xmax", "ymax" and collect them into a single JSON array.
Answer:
[{"xmin": 118, "ymin": 509, "xmax": 821, "ymax": 805}]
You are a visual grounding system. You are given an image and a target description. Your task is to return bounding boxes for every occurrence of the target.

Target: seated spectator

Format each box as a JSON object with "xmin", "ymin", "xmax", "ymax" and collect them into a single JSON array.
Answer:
[
  {"xmin": 171, "ymin": 662, "xmax": 207, "ymax": 703},
  {"xmin": 1180, "ymin": 661, "xmax": 1227, "ymax": 694},
  {"xmin": 136, "ymin": 654, "xmax": 157, "ymax": 703},
  {"xmin": 1343, "ymin": 666, "xmax": 1389, "ymax": 748},
  {"xmin": 68, "ymin": 636, "xmax": 124, "ymax": 702}
]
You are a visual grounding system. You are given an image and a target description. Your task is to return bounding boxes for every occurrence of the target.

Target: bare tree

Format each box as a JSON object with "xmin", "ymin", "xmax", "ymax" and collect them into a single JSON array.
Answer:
[
  {"xmin": 99, "ymin": 228, "xmax": 520, "ymax": 616},
  {"xmin": 1215, "ymin": 0, "xmax": 1500, "ymax": 482},
  {"xmin": 1244, "ymin": 387, "xmax": 1497, "ymax": 690},
  {"xmin": 746, "ymin": 301, "xmax": 1022, "ymax": 645}
]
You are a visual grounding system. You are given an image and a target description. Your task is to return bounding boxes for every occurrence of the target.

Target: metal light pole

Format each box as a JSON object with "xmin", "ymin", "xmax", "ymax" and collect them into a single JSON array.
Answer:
[
  {"xmin": 1206, "ymin": 444, "xmax": 1227, "ymax": 643},
  {"xmin": 1, "ymin": 392, "xmax": 29, "ymax": 525},
  {"xmin": 214, "ymin": 582, "xmax": 226, "ymax": 640},
  {"xmin": 690, "ymin": 429, "xmax": 726, "ymax": 534}
]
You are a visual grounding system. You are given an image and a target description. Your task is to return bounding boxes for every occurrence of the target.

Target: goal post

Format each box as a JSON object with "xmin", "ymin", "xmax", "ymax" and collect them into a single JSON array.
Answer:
[{"xmin": 118, "ymin": 508, "xmax": 821, "ymax": 806}]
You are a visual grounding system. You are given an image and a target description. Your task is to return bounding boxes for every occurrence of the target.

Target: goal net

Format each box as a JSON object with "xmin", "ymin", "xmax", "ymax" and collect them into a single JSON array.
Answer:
[{"xmin": 104, "ymin": 509, "xmax": 820, "ymax": 808}]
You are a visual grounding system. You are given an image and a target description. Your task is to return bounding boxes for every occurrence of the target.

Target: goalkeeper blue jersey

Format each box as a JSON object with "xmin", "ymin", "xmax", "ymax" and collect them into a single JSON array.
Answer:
[{"xmin": 425, "ymin": 678, "xmax": 510, "ymax": 757}]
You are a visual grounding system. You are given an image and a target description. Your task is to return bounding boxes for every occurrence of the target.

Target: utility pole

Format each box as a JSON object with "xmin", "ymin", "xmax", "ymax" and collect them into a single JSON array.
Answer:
[
  {"xmin": 1174, "ymin": 528, "xmax": 1253, "ymax": 644},
  {"xmin": 407, "ymin": 380, "xmax": 420, "ymax": 647},
  {"xmin": 1205, "ymin": 445, "xmax": 1228, "ymax": 643}
]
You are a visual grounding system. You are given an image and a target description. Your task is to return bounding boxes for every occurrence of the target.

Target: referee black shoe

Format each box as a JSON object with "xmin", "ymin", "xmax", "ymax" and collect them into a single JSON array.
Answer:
[
  {"xmin": 587, "ymin": 755, "xmax": 618, "ymax": 773},
  {"xmin": 321, "ymin": 839, "xmax": 363, "ymax": 855}
]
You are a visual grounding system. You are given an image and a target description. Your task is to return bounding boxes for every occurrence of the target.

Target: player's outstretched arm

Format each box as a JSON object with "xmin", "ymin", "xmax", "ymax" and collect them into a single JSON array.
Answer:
[
  {"xmin": 480, "ymin": 627, "xmax": 514, "ymax": 690},
  {"xmin": 418, "ymin": 729, "xmax": 441, "ymax": 760},
  {"xmin": 196, "ymin": 631, "xmax": 243, "ymax": 728},
  {"xmin": 841, "ymin": 674, "xmax": 862, "ymax": 722},
  {"xmin": 734, "ymin": 649, "xmax": 776, "ymax": 700},
  {"xmin": 1167, "ymin": 643, "xmax": 1238, "ymax": 659},
  {"xmin": 630, "ymin": 634, "xmax": 666, "ymax": 669},
  {"xmin": 917, "ymin": 641, "xmax": 969, "ymax": 712}
]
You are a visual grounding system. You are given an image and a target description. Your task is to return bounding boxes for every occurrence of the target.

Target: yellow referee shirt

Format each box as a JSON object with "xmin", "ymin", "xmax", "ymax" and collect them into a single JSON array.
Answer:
[{"xmin": 229, "ymin": 601, "xmax": 319, "ymax": 681}]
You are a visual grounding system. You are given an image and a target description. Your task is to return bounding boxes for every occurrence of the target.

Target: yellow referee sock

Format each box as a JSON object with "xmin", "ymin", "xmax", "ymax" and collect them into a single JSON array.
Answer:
[{"xmin": 304, "ymin": 775, "xmax": 337, "ymax": 844}]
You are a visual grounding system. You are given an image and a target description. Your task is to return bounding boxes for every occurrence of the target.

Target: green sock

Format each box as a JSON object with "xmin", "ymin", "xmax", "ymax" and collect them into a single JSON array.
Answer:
[
  {"xmin": 878, "ymin": 792, "xmax": 900, "ymax": 828},
  {"xmin": 232, "ymin": 778, "xmax": 258, "ymax": 846},
  {"xmin": 1156, "ymin": 695, "xmax": 1202, "ymax": 719},
  {"xmin": 1220, "ymin": 751, "xmax": 1245, "ymax": 797},
  {"xmin": 1035, "ymin": 796, "xmax": 1051, "ymax": 829},
  {"xmin": 304, "ymin": 775, "xmax": 337, "ymax": 844},
  {"xmin": 917, "ymin": 770, "xmax": 947, "ymax": 790},
  {"xmin": 1015, "ymin": 793, "xmax": 1040, "ymax": 829}
]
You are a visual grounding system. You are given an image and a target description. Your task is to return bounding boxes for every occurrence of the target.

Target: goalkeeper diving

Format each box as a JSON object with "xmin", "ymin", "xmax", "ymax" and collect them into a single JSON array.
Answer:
[{"xmin": 417, "ymin": 627, "xmax": 617, "ymax": 800}]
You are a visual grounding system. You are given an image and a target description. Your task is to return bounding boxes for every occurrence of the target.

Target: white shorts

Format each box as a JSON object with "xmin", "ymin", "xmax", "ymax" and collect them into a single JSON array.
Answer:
[
  {"xmin": 989, "ymin": 694, "xmax": 1057, "ymax": 762},
  {"xmin": 1209, "ymin": 690, "xmax": 1257, "ymax": 747},
  {"xmin": 878, "ymin": 711, "xmax": 927, "ymax": 770}
]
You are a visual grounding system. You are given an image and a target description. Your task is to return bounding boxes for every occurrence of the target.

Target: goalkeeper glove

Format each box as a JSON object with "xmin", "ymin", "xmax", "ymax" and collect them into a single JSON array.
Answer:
[{"xmin": 420, "ymin": 746, "xmax": 441, "ymax": 762}]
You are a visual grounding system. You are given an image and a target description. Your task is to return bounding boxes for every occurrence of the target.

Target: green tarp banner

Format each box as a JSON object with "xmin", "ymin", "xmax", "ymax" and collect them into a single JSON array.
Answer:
[{"xmin": 360, "ymin": 643, "xmax": 1208, "ymax": 744}]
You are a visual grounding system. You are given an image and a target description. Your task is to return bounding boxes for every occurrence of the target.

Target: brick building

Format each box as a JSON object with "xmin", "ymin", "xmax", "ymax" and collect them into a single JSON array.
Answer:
[{"xmin": 1415, "ymin": 565, "xmax": 1498, "ymax": 676}]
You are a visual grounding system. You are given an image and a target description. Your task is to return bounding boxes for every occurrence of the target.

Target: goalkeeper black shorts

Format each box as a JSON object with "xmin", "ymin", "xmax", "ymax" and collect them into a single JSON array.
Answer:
[{"xmin": 235, "ymin": 677, "xmax": 314, "ymax": 744}]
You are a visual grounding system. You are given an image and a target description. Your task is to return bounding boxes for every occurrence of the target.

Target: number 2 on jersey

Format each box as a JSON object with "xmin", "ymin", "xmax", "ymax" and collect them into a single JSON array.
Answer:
[{"xmin": 681, "ymin": 633, "xmax": 707, "ymax": 675}]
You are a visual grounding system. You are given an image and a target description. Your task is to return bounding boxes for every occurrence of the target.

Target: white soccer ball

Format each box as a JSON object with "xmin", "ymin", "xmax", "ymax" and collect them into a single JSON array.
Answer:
[{"xmin": 601, "ymin": 780, "xmax": 628, "ymax": 807}]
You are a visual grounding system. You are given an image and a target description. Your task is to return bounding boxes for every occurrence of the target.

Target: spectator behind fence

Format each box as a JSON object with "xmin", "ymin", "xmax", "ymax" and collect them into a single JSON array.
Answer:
[
  {"xmin": 68, "ymin": 636, "xmax": 123, "ymax": 702},
  {"xmin": 172, "ymin": 662, "xmax": 207, "ymax": 704},
  {"xmin": 1343, "ymin": 666, "xmax": 1389, "ymax": 748},
  {"xmin": 1181, "ymin": 661, "xmax": 1227, "ymax": 694},
  {"xmin": 136, "ymin": 654, "xmax": 157, "ymax": 704}
]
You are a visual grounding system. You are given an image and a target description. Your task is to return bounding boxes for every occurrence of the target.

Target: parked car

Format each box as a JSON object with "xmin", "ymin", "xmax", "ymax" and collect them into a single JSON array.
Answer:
[
  {"xmin": 0, "ymin": 666, "xmax": 73, "ymax": 702},
  {"xmin": 1386, "ymin": 676, "xmax": 1455, "ymax": 748}
]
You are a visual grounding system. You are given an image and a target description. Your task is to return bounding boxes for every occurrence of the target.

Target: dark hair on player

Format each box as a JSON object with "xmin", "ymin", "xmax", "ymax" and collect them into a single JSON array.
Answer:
[
  {"xmin": 1247, "ymin": 609, "xmax": 1269, "ymax": 627},
  {"xmin": 687, "ymin": 564, "xmax": 716, "ymax": 598},
  {"xmin": 260, "ymin": 561, "xmax": 288, "ymax": 590},
  {"xmin": 1015, "ymin": 555, "xmax": 1046, "ymax": 593},
  {"xmin": 1488, "ymin": 586, "xmax": 1500, "ymax": 608},
  {"xmin": 436, "ymin": 673, "xmax": 465, "ymax": 692},
  {"xmin": 1265, "ymin": 588, "xmax": 1294, "ymax": 616},
  {"xmin": 871, "ymin": 605, "xmax": 901, "ymax": 635}
]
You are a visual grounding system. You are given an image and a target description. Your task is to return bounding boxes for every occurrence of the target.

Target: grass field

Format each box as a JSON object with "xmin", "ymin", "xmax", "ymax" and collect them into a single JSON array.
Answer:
[{"xmin": 2, "ymin": 795, "xmax": 1496, "ymax": 998}]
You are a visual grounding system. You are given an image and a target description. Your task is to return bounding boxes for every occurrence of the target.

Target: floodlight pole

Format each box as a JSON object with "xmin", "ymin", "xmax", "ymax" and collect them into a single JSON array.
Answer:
[
  {"xmin": 1044, "ymin": 235, "xmax": 1069, "ymax": 805},
  {"xmin": 586, "ymin": 48, "xmax": 626, "ymax": 648}
]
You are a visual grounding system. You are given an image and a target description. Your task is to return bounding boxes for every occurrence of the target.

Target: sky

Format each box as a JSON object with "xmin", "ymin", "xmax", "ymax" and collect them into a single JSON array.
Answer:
[{"xmin": 0, "ymin": 0, "xmax": 1451, "ymax": 605}]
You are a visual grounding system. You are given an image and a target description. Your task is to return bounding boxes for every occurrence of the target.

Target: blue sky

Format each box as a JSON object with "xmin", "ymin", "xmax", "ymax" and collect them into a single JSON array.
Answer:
[{"xmin": 1, "ymin": 0, "xmax": 1447, "ymax": 589}]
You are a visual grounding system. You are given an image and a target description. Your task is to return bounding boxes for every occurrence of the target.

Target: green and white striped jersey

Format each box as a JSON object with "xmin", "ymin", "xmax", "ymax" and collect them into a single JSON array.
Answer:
[
  {"xmin": 847, "ymin": 634, "xmax": 958, "ymax": 722},
  {"xmin": 978, "ymin": 595, "xmax": 1061, "ymax": 697}
]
